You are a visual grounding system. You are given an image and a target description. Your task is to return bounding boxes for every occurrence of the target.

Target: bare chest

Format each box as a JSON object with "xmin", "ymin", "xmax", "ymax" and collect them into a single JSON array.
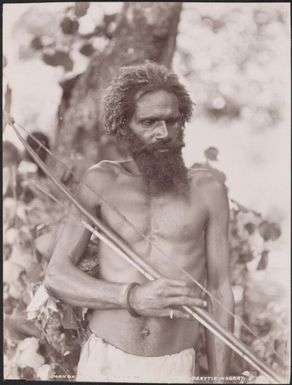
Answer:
[
  {"xmin": 99, "ymin": 179, "xmax": 207, "ymax": 244},
  {"xmin": 96, "ymin": 173, "xmax": 208, "ymax": 285}
]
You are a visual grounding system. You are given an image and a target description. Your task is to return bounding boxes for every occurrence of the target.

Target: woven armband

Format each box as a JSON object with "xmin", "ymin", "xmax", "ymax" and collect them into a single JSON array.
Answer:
[{"xmin": 123, "ymin": 282, "xmax": 141, "ymax": 318}]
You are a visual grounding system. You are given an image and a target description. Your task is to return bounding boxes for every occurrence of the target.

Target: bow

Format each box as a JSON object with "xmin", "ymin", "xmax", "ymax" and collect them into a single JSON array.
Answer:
[{"xmin": 9, "ymin": 119, "xmax": 285, "ymax": 383}]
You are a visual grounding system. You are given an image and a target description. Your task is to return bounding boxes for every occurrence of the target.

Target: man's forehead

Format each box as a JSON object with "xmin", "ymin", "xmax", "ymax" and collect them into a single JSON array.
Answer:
[
  {"xmin": 133, "ymin": 89, "xmax": 179, "ymax": 115},
  {"xmin": 134, "ymin": 88, "xmax": 177, "ymax": 102}
]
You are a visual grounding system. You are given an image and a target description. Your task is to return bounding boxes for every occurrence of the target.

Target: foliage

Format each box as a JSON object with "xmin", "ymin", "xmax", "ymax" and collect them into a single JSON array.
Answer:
[
  {"xmin": 175, "ymin": 4, "xmax": 289, "ymax": 131},
  {"xmin": 21, "ymin": 2, "xmax": 118, "ymax": 73},
  {"xmin": 3, "ymin": 159, "xmax": 98, "ymax": 380}
]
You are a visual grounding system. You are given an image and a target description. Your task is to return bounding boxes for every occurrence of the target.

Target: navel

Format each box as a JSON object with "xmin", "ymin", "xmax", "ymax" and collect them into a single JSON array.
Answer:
[{"xmin": 141, "ymin": 327, "xmax": 151, "ymax": 337}]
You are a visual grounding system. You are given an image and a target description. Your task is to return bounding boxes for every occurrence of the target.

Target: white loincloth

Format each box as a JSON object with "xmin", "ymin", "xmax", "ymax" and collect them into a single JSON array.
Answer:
[{"xmin": 76, "ymin": 333, "xmax": 196, "ymax": 383}]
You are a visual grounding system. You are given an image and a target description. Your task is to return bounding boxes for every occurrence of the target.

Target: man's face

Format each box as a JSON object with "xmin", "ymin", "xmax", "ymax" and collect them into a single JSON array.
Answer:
[
  {"xmin": 128, "ymin": 89, "xmax": 183, "ymax": 152},
  {"xmin": 123, "ymin": 89, "xmax": 189, "ymax": 196}
]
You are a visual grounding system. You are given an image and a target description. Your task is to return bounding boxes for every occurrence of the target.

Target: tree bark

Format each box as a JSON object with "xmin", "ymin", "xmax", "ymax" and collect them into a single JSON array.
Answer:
[{"xmin": 56, "ymin": 2, "xmax": 183, "ymax": 162}]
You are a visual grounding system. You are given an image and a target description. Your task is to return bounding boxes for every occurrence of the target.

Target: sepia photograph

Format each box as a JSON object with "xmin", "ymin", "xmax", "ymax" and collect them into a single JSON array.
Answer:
[{"xmin": 2, "ymin": 2, "xmax": 291, "ymax": 383}]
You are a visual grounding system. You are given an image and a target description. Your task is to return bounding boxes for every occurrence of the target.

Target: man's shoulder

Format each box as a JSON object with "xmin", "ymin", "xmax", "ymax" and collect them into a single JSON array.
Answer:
[
  {"xmin": 188, "ymin": 166, "xmax": 226, "ymax": 185},
  {"xmin": 81, "ymin": 160, "xmax": 123, "ymax": 190},
  {"xmin": 188, "ymin": 167, "xmax": 228, "ymax": 202},
  {"xmin": 87, "ymin": 159, "xmax": 130, "ymax": 179},
  {"xmin": 87, "ymin": 160, "xmax": 124, "ymax": 176}
]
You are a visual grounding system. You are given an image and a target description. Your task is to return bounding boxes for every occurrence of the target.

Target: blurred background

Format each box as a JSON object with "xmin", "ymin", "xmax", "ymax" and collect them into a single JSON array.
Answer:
[{"xmin": 3, "ymin": 2, "xmax": 290, "ymax": 381}]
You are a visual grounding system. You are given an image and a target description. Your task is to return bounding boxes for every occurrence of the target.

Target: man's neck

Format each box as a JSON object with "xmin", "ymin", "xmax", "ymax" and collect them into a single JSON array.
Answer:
[{"xmin": 121, "ymin": 159, "xmax": 141, "ymax": 176}]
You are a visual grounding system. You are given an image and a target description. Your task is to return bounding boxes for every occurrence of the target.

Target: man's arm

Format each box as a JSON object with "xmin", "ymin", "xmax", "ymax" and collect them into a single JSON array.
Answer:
[
  {"xmin": 203, "ymin": 178, "xmax": 235, "ymax": 378},
  {"xmin": 44, "ymin": 165, "xmax": 128, "ymax": 309}
]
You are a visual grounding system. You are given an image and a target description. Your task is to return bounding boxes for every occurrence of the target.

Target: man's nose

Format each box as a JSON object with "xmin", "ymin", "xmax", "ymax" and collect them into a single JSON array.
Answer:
[{"xmin": 154, "ymin": 121, "xmax": 168, "ymax": 140}]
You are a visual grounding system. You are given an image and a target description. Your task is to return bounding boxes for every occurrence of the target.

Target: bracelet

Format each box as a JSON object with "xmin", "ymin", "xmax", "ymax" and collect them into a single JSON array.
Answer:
[{"xmin": 123, "ymin": 282, "xmax": 141, "ymax": 318}]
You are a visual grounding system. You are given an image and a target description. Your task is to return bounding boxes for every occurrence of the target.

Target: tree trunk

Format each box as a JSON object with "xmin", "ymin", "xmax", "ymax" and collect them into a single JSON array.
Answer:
[{"xmin": 56, "ymin": 2, "xmax": 183, "ymax": 162}]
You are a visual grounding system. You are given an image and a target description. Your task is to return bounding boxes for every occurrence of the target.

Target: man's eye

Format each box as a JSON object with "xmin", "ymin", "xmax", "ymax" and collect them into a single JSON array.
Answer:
[{"xmin": 142, "ymin": 119, "xmax": 155, "ymax": 126}]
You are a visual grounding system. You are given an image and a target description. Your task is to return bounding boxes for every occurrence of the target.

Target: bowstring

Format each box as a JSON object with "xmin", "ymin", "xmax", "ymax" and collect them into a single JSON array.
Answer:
[{"xmin": 10, "ymin": 119, "xmax": 286, "ymax": 365}]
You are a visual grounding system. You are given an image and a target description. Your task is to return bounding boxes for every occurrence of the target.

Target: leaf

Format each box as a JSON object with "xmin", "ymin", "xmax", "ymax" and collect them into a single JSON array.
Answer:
[
  {"xmin": 5, "ymin": 313, "xmax": 41, "ymax": 340},
  {"xmin": 17, "ymin": 160, "xmax": 38, "ymax": 175},
  {"xmin": 3, "ymin": 168, "xmax": 11, "ymax": 197},
  {"xmin": 3, "ymin": 141, "xmax": 20, "ymax": 167},
  {"xmin": 27, "ymin": 284, "xmax": 50, "ymax": 318},
  {"xmin": 26, "ymin": 262, "xmax": 43, "ymax": 284},
  {"xmin": 3, "ymin": 244, "xmax": 12, "ymax": 262},
  {"xmin": 60, "ymin": 16, "xmax": 79, "ymax": 34},
  {"xmin": 37, "ymin": 364, "xmax": 52, "ymax": 381},
  {"xmin": 4, "ymin": 227, "xmax": 19, "ymax": 245},
  {"xmin": 256, "ymin": 250, "xmax": 269, "ymax": 271},
  {"xmin": 42, "ymin": 50, "xmax": 74, "ymax": 71},
  {"xmin": 16, "ymin": 205, "xmax": 28, "ymax": 223},
  {"xmin": 238, "ymin": 243, "xmax": 254, "ymax": 263},
  {"xmin": 74, "ymin": 2, "xmax": 90, "ymax": 18},
  {"xmin": 4, "ymin": 296, "xmax": 18, "ymax": 315},
  {"xmin": 34, "ymin": 230, "xmax": 56, "ymax": 259},
  {"xmin": 10, "ymin": 245, "xmax": 34, "ymax": 273},
  {"xmin": 19, "ymin": 225, "xmax": 33, "ymax": 247},
  {"xmin": 30, "ymin": 36, "xmax": 43, "ymax": 50},
  {"xmin": 3, "ymin": 260, "xmax": 23, "ymax": 284},
  {"xmin": 241, "ymin": 371, "xmax": 258, "ymax": 384},
  {"xmin": 9, "ymin": 280, "xmax": 25, "ymax": 300},
  {"xmin": 60, "ymin": 305, "xmax": 78, "ymax": 330},
  {"xmin": 22, "ymin": 287, "xmax": 32, "ymax": 305},
  {"xmin": 13, "ymin": 337, "xmax": 45, "ymax": 371},
  {"xmin": 204, "ymin": 146, "xmax": 219, "ymax": 161},
  {"xmin": 258, "ymin": 221, "xmax": 281, "ymax": 241},
  {"xmin": 244, "ymin": 222, "xmax": 256, "ymax": 235},
  {"xmin": 80, "ymin": 43, "xmax": 95, "ymax": 56},
  {"xmin": 46, "ymin": 297, "xmax": 59, "ymax": 312},
  {"xmin": 4, "ymin": 354, "xmax": 19, "ymax": 379},
  {"xmin": 19, "ymin": 366, "xmax": 36, "ymax": 380},
  {"xmin": 26, "ymin": 197, "xmax": 44, "ymax": 211},
  {"xmin": 44, "ymin": 315, "xmax": 64, "ymax": 351}
]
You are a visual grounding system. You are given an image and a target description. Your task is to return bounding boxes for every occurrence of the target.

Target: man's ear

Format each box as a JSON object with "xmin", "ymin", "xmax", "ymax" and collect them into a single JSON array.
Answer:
[{"xmin": 119, "ymin": 126, "xmax": 127, "ymax": 136}]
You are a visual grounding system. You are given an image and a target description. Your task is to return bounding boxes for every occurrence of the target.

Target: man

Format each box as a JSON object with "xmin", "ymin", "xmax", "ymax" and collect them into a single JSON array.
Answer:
[{"xmin": 45, "ymin": 62, "xmax": 234, "ymax": 383}]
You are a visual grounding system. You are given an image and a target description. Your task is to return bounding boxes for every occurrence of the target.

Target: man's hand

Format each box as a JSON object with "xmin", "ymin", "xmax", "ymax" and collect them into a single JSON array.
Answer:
[{"xmin": 129, "ymin": 278, "xmax": 207, "ymax": 319}]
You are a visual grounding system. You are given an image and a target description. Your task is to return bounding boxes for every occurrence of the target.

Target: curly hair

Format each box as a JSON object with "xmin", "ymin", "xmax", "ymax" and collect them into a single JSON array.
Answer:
[{"xmin": 103, "ymin": 62, "xmax": 194, "ymax": 137}]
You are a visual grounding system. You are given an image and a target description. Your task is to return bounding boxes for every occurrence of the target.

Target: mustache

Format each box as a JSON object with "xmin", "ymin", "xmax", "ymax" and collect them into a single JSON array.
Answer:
[{"xmin": 132, "ymin": 138, "xmax": 185, "ymax": 155}]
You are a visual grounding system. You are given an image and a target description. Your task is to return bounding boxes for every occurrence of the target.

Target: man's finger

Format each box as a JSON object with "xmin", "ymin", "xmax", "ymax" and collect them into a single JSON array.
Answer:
[
  {"xmin": 160, "ymin": 308, "xmax": 193, "ymax": 320},
  {"xmin": 172, "ymin": 309, "xmax": 193, "ymax": 320},
  {"xmin": 162, "ymin": 285, "xmax": 198, "ymax": 298},
  {"xmin": 165, "ymin": 296, "xmax": 207, "ymax": 308}
]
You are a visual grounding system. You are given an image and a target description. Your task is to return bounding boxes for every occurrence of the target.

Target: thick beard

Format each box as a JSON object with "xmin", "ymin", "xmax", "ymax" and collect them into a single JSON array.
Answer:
[{"xmin": 121, "ymin": 130, "xmax": 189, "ymax": 197}]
